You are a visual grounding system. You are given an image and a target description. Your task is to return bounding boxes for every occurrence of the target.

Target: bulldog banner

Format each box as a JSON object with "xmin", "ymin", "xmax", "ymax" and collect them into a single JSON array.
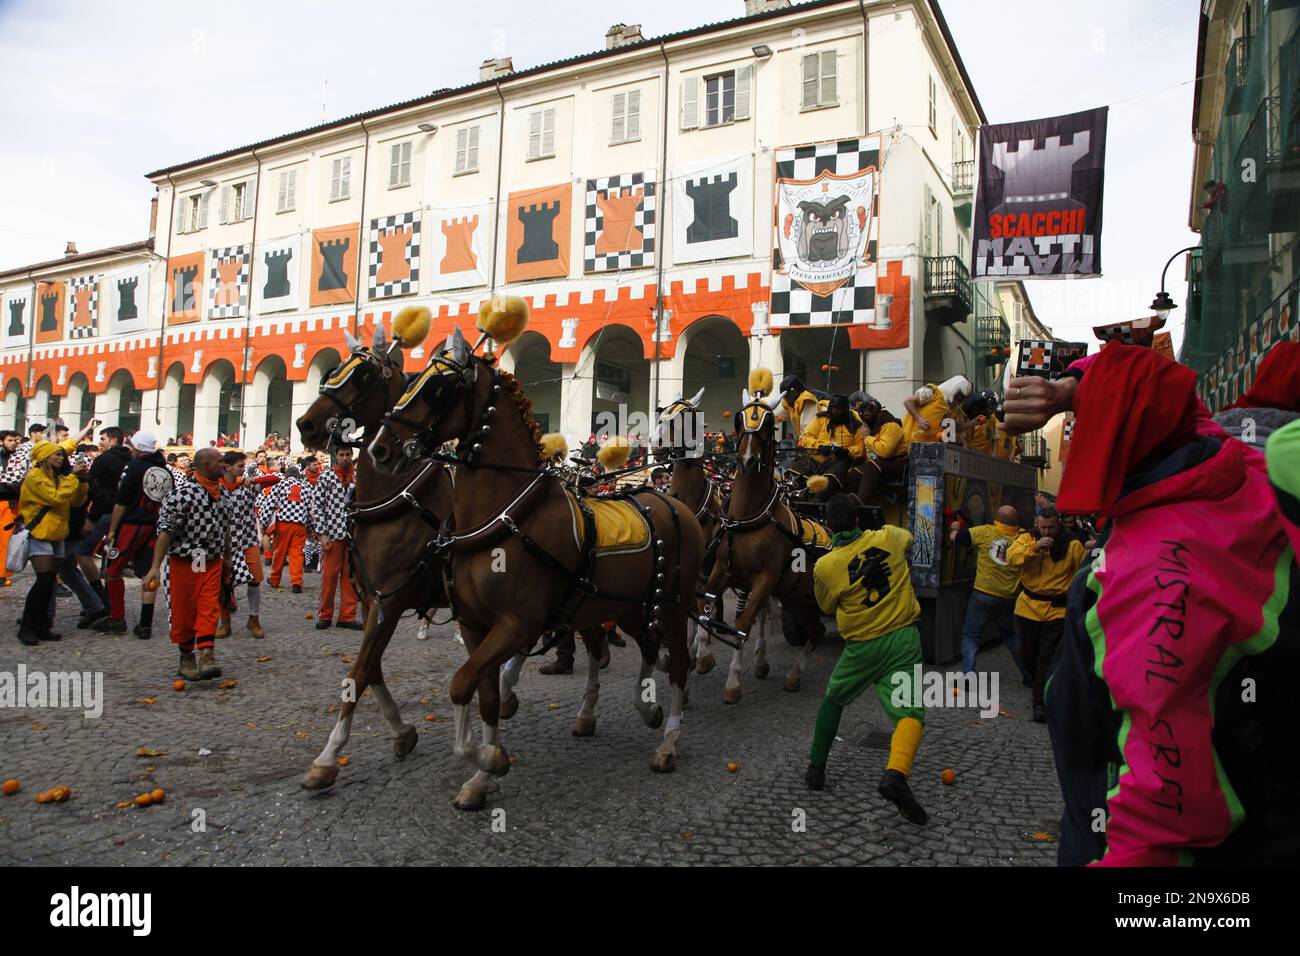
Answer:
[{"xmin": 972, "ymin": 107, "xmax": 1107, "ymax": 279}]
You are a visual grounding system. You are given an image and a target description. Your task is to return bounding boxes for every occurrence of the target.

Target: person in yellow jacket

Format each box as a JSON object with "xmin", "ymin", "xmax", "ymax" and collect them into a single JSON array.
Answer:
[
  {"xmin": 1006, "ymin": 506, "xmax": 1084, "ymax": 722},
  {"xmin": 779, "ymin": 374, "xmax": 821, "ymax": 443},
  {"xmin": 799, "ymin": 394, "xmax": 865, "ymax": 501},
  {"xmin": 959, "ymin": 390, "xmax": 1000, "ymax": 455},
  {"xmin": 17, "ymin": 438, "xmax": 88, "ymax": 645},
  {"xmin": 948, "ymin": 505, "xmax": 1031, "ymax": 681},
  {"xmin": 851, "ymin": 393, "xmax": 908, "ymax": 501},
  {"xmin": 902, "ymin": 375, "xmax": 972, "ymax": 449},
  {"xmin": 806, "ymin": 493, "xmax": 928, "ymax": 825}
]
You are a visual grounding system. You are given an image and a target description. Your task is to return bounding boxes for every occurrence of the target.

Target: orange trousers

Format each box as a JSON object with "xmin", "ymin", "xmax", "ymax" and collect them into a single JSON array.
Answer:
[
  {"xmin": 269, "ymin": 522, "xmax": 306, "ymax": 587},
  {"xmin": 168, "ymin": 556, "xmax": 223, "ymax": 649},
  {"xmin": 0, "ymin": 502, "xmax": 17, "ymax": 578},
  {"xmin": 318, "ymin": 539, "xmax": 358, "ymax": 623}
]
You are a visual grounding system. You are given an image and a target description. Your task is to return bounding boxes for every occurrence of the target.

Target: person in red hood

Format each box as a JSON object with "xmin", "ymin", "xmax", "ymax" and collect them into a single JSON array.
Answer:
[{"xmin": 1003, "ymin": 343, "xmax": 1298, "ymax": 866}]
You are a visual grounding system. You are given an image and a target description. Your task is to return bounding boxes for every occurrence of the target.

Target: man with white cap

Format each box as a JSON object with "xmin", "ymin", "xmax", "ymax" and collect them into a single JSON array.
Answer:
[{"xmin": 93, "ymin": 429, "xmax": 173, "ymax": 638}]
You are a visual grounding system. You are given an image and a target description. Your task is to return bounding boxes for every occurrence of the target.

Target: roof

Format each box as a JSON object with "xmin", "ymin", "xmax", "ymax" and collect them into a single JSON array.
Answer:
[
  {"xmin": 0, "ymin": 239, "xmax": 154, "ymax": 283},
  {"xmin": 146, "ymin": 0, "xmax": 986, "ymax": 178}
]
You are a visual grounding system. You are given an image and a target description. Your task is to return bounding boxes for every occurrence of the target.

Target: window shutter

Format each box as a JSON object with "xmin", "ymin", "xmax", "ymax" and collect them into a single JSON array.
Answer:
[
  {"xmin": 277, "ymin": 173, "xmax": 288, "ymax": 212},
  {"xmin": 734, "ymin": 64, "xmax": 752, "ymax": 121},
  {"xmin": 923, "ymin": 185, "xmax": 933, "ymax": 257},
  {"xmin": 455, "ymin": 128, "xmax": 468, "ymax": 173},
  {"xmin": 528, "ymin": 111, "xmax": 541, "ymax": 160},
  {"xmin": 175, "ymin": 200, "xmax": 186, "ymax": 234},
  {"xmin": 801, "ymin": 53, "xmax": 818, "ymax": 109},
  {"xmin": 389, "ymin": 143, "xmax": 400, "ymax": 187},
  {"xmin": 820, "ymin": 50, "xmax": 836, "ymax": 105},
  {"xmin": 627, "ymin": 89, "xmax": 640, "ymax": 140},
  {"xmin": 341, "ymin": 156, "xmax": 351, "ymax": 197},
  {"xmin": 218, "ymin": 186, "xmax": 230, "ymax": 224},
  {"xmin": 936, "ymin": 203, "xmax": 944, "ymax": 257},
  {"xmin": 611, "ymin": 92, "xmax": 625, "ymax": 143},
  {"xmin": 198, "ymin": 192, "xmax": 209, "ymax": 229},
  {"xmin": 542, "ymin": 108, "xmax": 556, "ymax": 156},
  {"xmin": 680, "ymin": 76, "xmax": 699, "ymax": 130},
  {"xmin": 468, "ymin": 126, "xmax": 479, "ymax": 170},
  {"xmin": 286, "ymin": 171, "xmax": 296, "ymax": 210},
  {"xmin": 330, "ymin": 159, "xmax": 340, "ymax": 200}
]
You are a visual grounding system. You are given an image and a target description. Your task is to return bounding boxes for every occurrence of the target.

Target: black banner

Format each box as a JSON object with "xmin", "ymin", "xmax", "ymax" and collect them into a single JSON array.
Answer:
[{"xmin": 972, "ymin": 107, "xmax": 1107, "ymax": 279}]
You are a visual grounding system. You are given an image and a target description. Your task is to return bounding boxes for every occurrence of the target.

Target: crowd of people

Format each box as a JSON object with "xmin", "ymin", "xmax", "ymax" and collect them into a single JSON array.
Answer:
[{"xmin": 2, "ymin": 421, "xmax": 359, "ymax": 679}]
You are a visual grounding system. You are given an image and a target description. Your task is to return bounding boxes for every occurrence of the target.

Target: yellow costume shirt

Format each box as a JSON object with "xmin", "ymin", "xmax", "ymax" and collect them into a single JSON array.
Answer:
[
  {"xmin": 798, "ymin": 416, "xmax": 866, "ymax": 463},
  {"xmin": 863, "ymin": 420, "xmax": 905, "ymax": 461},
  {"xmin": 813, "ymin": 525, "xmax": 920, "ymax": 641},
  {"xmin": 1007, "ymin": 534, "xmax": 1085, "ymax": 621},
  {"xmin": 965, "ymin": 521, "xmax": 1023, "ymax": 599},
  {"xmin": 902, "ymin": 384, "xmax": 950, "ymax": 448}
]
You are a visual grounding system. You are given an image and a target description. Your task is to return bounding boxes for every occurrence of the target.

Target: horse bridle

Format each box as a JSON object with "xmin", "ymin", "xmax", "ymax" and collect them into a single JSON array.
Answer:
[
  {"xmin": 317, "ymin": 349, "xmax": 399, "ymax": 450},
  {"xmin": 735, "ymin": 399, "xmax": 779, "ymax": 472},
  {"xmin": 381, "ymin": 352, "xmax": 501, "ymax": 468}
]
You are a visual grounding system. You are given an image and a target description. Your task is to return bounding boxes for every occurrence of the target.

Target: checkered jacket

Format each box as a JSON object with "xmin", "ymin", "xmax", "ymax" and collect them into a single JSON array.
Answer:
[
  {"xmin": 311, "ymin": 468, "xmax": 351, "ymax": 540},
  {"xmin": 224, "ymin": 479, "xmax": 262, "ymax": 550},
  {"xmin": 157, "ymin": 478, "xmax": 233, "ymax": 561},
  {"xmin": 259, "ymin": 475, "xmax": 314, "ymax": 530},
  {"xmin": 2, "ymin": 441, "xmax": 32, "ymax": 483}
]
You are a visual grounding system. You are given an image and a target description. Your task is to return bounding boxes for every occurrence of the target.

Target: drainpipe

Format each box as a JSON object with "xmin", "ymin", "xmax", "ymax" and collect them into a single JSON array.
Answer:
[
  {"xmin": 351, "ymin": 118, "xmax": 372, "ymax": 336},
  {"xmin": 154, "ymin": 173, "xmax": 178, "ymax": 426},
  {"xmin": 22, "ymin": 270, "xmax": 36, "ymax": 423},
  {"xmin": 488, "ymin": 80, "xmax": 507, "ymax": 295},
  {"xmin": 859, "ymin": 0, "xmax": 870, "ymax": 136},
  {"xmin": 236, "ymin": 148, "xmax": 264, "ymax": 443},
  {"xmin": 653, "ymin": 40, "xmax": 671, "ymax": 416}
]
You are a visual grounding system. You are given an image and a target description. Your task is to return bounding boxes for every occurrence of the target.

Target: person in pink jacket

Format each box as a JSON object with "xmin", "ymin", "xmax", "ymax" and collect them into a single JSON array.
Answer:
[{"xmin": 1003, "ymin": 342, "xmax": 1297, "ymax": 866}]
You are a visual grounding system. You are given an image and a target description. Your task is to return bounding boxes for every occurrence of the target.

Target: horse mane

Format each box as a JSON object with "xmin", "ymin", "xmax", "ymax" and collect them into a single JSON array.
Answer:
[{"xmin": 494, "ymin": 368, "xmax": 546, "ymax": 461}]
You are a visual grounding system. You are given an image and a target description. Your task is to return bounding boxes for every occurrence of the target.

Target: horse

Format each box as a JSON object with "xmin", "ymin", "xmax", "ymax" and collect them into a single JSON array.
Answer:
[
  {"xmin": 368, "ymin": 323, "xmax": 706, "ymax": 810},
  {"xmin": 699, "ymin": 369, "xmax": 826, "ymax": 704},
  {"xmin": 294, "ymin": 319, "xmax": 462, "ymax": 790}
]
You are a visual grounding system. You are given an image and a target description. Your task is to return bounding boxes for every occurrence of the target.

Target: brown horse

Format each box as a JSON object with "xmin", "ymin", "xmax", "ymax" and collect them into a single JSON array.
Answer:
[
  {"xmin": 700, "ymin": 373, "xmax": 825, "ymax": 704},
  {"xmin": 294, "ymin": 323, "xmax": 457, "ymax": 790},
  {"xmin": 369, "ymin": 326, "xmax": 705, "ymax": 810}
]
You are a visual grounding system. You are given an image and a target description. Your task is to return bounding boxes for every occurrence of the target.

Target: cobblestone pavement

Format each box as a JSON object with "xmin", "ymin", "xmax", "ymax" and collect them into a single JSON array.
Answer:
[{"xmin": 0, "ymin": 571, "xmax": 1062, "ymax": 866}]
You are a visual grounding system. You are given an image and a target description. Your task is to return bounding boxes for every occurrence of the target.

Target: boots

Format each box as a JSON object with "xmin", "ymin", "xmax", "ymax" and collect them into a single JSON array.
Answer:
[
  {"xmin": 177, "ymin": 651, "xmax": 200, "ymax": 682},
  {"xmin": 17, "ymin": 620, "xmax": 40, "ymax": 647},
  {"xmin": 197, "ymin": 648, "xmax": 222, "ymax": 680},
  {"xmin": 215, "ymin": 615, "xmax": 231, "ymax": 639},
  {"xmin": 878, "ymin": 769, "xmax": 928, "ymax": 826},
  {"xmin": 246, "ymin": 615, "xmax": 265, "ymax": 639}
]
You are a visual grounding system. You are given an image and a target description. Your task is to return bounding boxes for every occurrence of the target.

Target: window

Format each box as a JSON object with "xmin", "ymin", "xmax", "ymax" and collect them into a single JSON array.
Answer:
[
  {"xmin": 928, "ymin": 75, "xmax": 937, "ymax": 135},
  {"xmin": 610, "ymin": 90, "xmax": 641, "ymax": 145},
  {"xmin": 526, "ymin": 108, "xmax": 556, "ymax": 161},
  {"xmin": 178, "ymin": 192, "xmax": 209, "ymax": 233},
  {"xmin": 680, "ymin": 65, "xmax": 751, "ymax": 130},
  {"xmin": 952, "ymin": 118, "xmax": 966, "ymax": 163},
  {"xmin": 330, "ymin": 156, "xmax": 351, "ymax": 201},
  {"xmin": 801, "ymin": 50, "xmax": 837, "ymax": 110},
  {"xmin": 923, "ymin": 184, "xmax": 934, "ymax": 256},
  {"xmin": 388, "ymin": 141, "xmax": 412, "ymax": 188},
  {"xmin": 219, "ymin": 181, "xmax": 250, "ymax": 223},
  {"xmin": 276, "ymin": 170, "xmax": 297, "ymax": 212},
  {"xmin": 454, "ymin": 126, "xmax": 480, "ymax": 174}
]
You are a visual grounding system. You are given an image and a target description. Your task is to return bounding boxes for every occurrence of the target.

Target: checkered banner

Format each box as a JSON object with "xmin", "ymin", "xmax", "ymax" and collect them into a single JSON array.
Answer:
[
  {"xmin": 584, "ymin": 169, "xmax": 655, "ymax": 273},
  {"xmin": 368, "ymin": 210, "xmax": 421, "ymax": 299},
  {"xmin": 770, "ymin": 135, "xmax": 882, "ymax": 328},
  {"xmin": 1017, "ymin": 339, "xmax": 1088, "ymax": 379},
  {"xmin": 1197, "ymin": 274, "xmax": 1298, "ymax": 412},
  {"xmin": 68, "ymin": 273, "xmax": 98, "ymax": 339},
  {"xmin": 207, "ymin": 245, "xmax": 250, "ymax": 319}
]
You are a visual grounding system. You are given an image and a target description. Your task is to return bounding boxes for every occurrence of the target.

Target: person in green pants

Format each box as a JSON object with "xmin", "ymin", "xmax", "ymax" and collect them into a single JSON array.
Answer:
[{"xmin": 806, "ymin": 493, "xmax": 928, "ymax": 825}]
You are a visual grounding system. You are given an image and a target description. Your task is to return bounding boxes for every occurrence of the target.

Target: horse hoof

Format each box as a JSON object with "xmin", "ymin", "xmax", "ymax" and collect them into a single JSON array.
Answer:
[
  {"xmin": 478, "ymin": 745, "xmax": 511, "ymax": 777},
  {"xmin": 646, "ymin": 705, "xmax": 664, "ymax": 730},
  {"xmin": 499, "ymin": 694, "xmax": 519, "ymax": 721},
  {"xmin": 723, "ymin": 686, "xmax": 743, "ymax": 705},
  {"xmin": 650, "ymin": 752, "xmax": 677, "ymax": 774},
  {"xmin": 783, "ymin": 672, "xmax": 802, "ymax": 692},
  {"xmin": 573, "ymin": 715, "xmax": 596, "ymax": 737},
  {"xmin": 452, "ymin": 786, "xmax": 487, "ymax": 812},
  {"xmin": 754, "ymin": 661, "xmax": 770, "ymax": 680},
  {"xmin": 696, "ymin": 654, "xmax": 716, "ymax": 675},
  {"xmin": 656, "ymin": 653, "xmax": 670, "ymax": 674},
  {"xmin": 301, "ymin": 763, "xmax": 339, "ymax": 790},
  {"xmin": 393, "ymin": 725, "xmax": 418, "ymax": 759}
]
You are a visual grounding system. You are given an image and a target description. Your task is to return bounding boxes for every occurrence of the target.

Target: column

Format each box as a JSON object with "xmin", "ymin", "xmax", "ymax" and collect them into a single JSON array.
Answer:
[
  {"xmin": 558, "ymin": 360, "xmax": 593, "ymax": 453},
  {"xmin": 289, "ymin": 379, "xmax": 316, "ymax": 455},
  {"xmin": 192, "ymin": 372, "xmax": 223, "ymax": 449}
]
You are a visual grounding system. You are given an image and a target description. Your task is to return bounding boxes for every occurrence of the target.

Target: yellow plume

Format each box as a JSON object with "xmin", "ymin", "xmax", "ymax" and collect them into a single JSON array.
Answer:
[
  {"xmin": 748, "ymin": 367, "xmax": 774, "ymax": 397},
  {"xmin": 477, "ymin": 295, "xmax": 530, "ymax": 347},
  {"xmin": 540, "ymin": 433, "xmax": 568, "ymax": 462},
  {"xmin": 392, "ymin": 306, "xmax": 432, "ymax": 349},
  {"xmin": 597, "ymin": 437, "xmax": 631, "ymax": 470},
  {"xmin": 807, "ymin": 475, "xmax": 830, "ymax": 494}
]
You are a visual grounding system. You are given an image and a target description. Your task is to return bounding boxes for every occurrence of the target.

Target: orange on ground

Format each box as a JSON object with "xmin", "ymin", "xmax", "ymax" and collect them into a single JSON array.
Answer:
[
  {"xmin": 134, "ymin": 793, "xmax": 154, "ymax": 807},
  {"xmin": 726, "ymin": 762, "xmax": 739, "ymax": 773},
  {"xmin": 337, "ymin": 757, "xmax": 350, "ymax": 767},
  {"xmin": 150, "ymin": 789, "xmax": 165, "ymax": 803},
  {"xmin": 52, "ymin": 787, "xmax": 71, "ymax": 802},
  {"xmin": 1, "ymin": 779, "xmax": 19, "ymax": 796},
  {"xmin": 172, "ymin": 680, "xmax": 186, "ymax": 692},
  {"xmin": 941, "ymin": 768, "xmax": 957, "ymax": 785},
  {"xmin": 35, "ymin": 790, "xmax": 52, "ymax": 804}
]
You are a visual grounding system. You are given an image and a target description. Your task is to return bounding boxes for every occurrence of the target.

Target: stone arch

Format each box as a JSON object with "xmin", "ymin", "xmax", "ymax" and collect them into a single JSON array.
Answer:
[
  {"xmin": 66, "ymin": 372, "xmax": 92, "ymax": 433},
  {"xmin": 677, "ymin": 314, "xmax": 747, "ymax": 431},
  {"xmin": 583, "ymin": 323, "xmax": 651, "ymax": 443},
  {"xmin": 194, "ymin": 358, "xmax": 238, "ymax": 447},
  {"xmin": 160, "ymin": 362, "xmax": 194, "ymax": 444},
  {"xmin": 249, "ymin": 353, "xmax": 293, "ymax": 449},
  {"xmin": 506, "ymin": 330, "xmax": 561, "ymax": 434},
  {"xmin": 305, "ymin": 347, "xmax": 344, "ymax": 393},
  {"xmin": 2, "ymin": 378, "xmax": 24, "ymax": 431},
  {"xmin": 105, "ymin": 369, "xmax": 142, "ymax": 434},
  {"xmin": 780, "ymin": 326, "xmax": 859, "ymax": 398},
  {"xmin": 32, "ymin": 375, "xmax": 54, "ymax": 427}
]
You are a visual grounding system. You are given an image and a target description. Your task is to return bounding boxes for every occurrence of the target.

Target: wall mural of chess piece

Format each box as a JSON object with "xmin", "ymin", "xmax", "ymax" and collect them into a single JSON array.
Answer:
[
  {"xmin": 429, "ymin": 200, "xmax": 491, "ymax": 291},
  {"xmin": 309, "ymin": 224, "xmax": 359, "ymax": 306},
  {"xmin": 110, "ymin": 265, "xmax": 149, "ymax": 334},
  {"xmin": 3, "ymin": 290, "xmax": 30, "ymax": 346},
  {"xmin": 35, "ymin": 279, "xmax": 65, "ymax": 343},
  {"xmin": 254, "ymin": 235, "xmax": 300, "ymax": 314},
  {"xmin": 166, "ymin": 252, "xmax": 205, "ymax": 325},
  {"xmin": 583, "ymin": 170, "xmax": 655, "ymax": 274},
  {"xmin": 367, "ymin": 210, "xmax": 421, "ymax": 300},
  {"xmin": 670, "ymin": 155, "xmax": 752, "ymax": 264},
  {"xmin": 505, "ymin": 183, "xmax": 571, "ymax": 283},
  {"xmin": 68, "ymin": 273, "xmax": 98, "ymax": 338},
  {"xmin": 207, "ymin": 245, "xmax": 250, "ymax": 319}
]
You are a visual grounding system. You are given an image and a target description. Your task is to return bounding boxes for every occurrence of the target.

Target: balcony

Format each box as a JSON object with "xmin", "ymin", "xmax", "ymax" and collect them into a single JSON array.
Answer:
[
  {"xmin": 952, "ymin": 159, "xmax": 975, "ymax": 228},
  {"xmin": 1019, "ymin": 431, "xmax": 1050, "ymax": 470},
  {"xmin": 1226, "ymin": 35, "xmax": 1253, "ymax": 115},
  {"xmin": 923, "ymin": 256, "xmax": 972, "ymax": 326}
]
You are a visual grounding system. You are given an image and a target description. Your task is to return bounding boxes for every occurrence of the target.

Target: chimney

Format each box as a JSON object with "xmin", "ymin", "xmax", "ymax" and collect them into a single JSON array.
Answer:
[
  {"xmin": 744, "ymin": 0, "xmax": 791, "ymax": 16},
  {"xmin": 479, "ymin": 57, "xmax": 514, "ymax": 81},
  {"xmin": 605, "ymin": 23, "xmax": 644, "ymax": 49},
  {"xmin": 149, "ymin": 196, "xmax": 159, "ymax": 239},
  {"xmin": 64, "ymin": 241, "xmax": 78, "ymax": 257}
]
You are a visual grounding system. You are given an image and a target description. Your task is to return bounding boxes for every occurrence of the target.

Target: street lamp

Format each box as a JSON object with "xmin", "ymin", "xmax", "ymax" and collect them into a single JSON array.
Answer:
[{"xmin": 1150, "ymin": 245, "xmax": 1201, "ymax": 319}]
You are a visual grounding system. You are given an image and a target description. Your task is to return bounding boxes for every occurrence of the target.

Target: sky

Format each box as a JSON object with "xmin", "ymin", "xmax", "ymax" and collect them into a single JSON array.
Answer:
[{"xmin": 0, "ymin": 0, "xmax": 1201, "ymax": 350}]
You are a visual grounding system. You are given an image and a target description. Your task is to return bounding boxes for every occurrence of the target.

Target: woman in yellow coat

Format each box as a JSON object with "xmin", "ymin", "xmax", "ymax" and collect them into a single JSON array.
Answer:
[{"xmin": 17, "ymin": 439, "xmax": 88, "ymax": 645}]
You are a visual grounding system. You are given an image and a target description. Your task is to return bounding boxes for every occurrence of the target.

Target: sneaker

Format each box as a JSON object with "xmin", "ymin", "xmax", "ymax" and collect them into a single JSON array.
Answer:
[
  {"xmin": 197, "ymin": 648, "xmax": 222, "ymax": 680},
  {"xmin": 878, "ymin": 769, "xmax": 928, "ymax": 826},
  {"xmin": 177, "ymin": 651, "xmax": 200, "ymax": 682},
  {"xmin": 246, "ymin": 616, "xmax": 266, "ymax": 639},
  {"xmin": 805, "ymin": 765, "xmax": 825, "ymax": 791},
  {"xmin": 315, "ymin": 619, "xmax": 333, "ymax": 630},
  {"xmin": 92, "ymin": 616, "xmax": 128, "ymax": 634},
  {"xmin": 77, "ymin": 607, "xmax": 109, "ymax": 629},
  {"xmin": 336, "ymin": 620, "xmax": 362, "ymax": 631},
  {"xmin": 133, "ymin": 624, "xmax": 152, "ymax": 640},
  {"xmin": 1032, "ymin": 705, "xmax": 1047, "ymax": 724},
  {"xmin": 291, "ymin": 584, "xmax": 302, "ymax": 594}
]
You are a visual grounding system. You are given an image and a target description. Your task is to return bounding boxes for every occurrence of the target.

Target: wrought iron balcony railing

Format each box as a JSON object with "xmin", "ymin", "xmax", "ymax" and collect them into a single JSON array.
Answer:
[{"xmin": 952, "ymin": 159, "xmax": 975, "ymax": 194}]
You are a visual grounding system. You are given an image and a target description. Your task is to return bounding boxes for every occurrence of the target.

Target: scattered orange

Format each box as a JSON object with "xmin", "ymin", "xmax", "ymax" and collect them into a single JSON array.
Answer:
[
  {"xmin": 35, "ymin": 790, "xmax": 52, "ymax": 804},
  {"xmin": 306, "ymin": 613, "xmax": 314, "ymax": 620},
  {"xmin": 424, "ymin": 714, "xmax": 436, "ymax": 722},
  {"xmin": 116, "ymin": 801, "xmax": 132, "ymax": 808},
  {"xmin": 336, "ymin": 757, "xmax": 350, "ymax": 767},
  {"xmin": 172, "ymin": 679, "xmax": 186, "ymax": 692},
  {"xmin": 150, "ymin": 789, "xmax": 165, "ymax": 804},
  {"xmin": 940, "ymin": 768, "xmax": 957, "ymax": 785},
  {"xmin": 134, "ymin": 793, "xmax": 153, "ymax": 807},
  {"xmin": 51, "ymin": 787, "xmax": 71, "ymax": 802},
  {"xmin": 1, "ymin": 779, "xmax": 19, "ymax": 796},
  {"xmin": 219, "ymin": 680, "xmax": 238, "ymax": 689},
  {"xmin": 726, "ymin": 762, "xmax": 739, "ymax": 773},
  {"xmin": 144, "ymin": 578, "xmax": 160, "ymax": 592}
]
